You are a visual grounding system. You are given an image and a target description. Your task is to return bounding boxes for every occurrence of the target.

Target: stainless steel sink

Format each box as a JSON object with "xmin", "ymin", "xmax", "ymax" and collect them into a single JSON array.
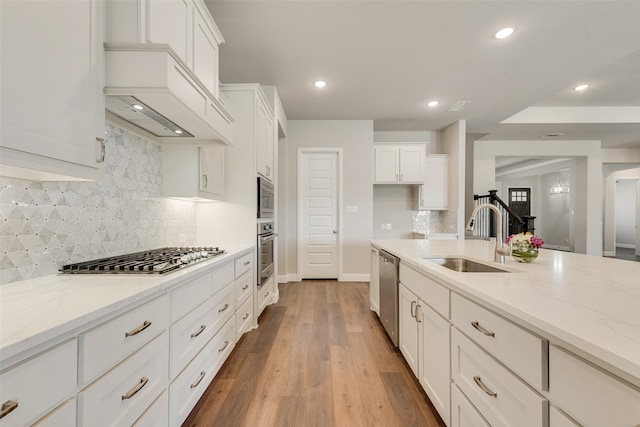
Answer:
[{"xmin": 423, "ymin": 257, "xmax": 509, "ymax": 273}]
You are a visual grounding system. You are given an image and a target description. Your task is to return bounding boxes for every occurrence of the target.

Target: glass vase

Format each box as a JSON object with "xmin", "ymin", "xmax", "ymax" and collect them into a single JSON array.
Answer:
[{"xmin": 510, "ymin": 242, "xmax": 539, "ymax": 263}]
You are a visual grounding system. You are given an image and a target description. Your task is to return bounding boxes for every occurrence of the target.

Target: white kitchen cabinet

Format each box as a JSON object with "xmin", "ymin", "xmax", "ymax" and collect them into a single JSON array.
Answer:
[
  {"xmin": 370, "ymin": 247, "xmax": 380, "ymax": 316},
  {"xmin": 451, "ymin": 384, "xmax": 490, "ymax": 427},
  {"xmin": 162, "ymin": 144, "xmax": 225, "ymax": 200},
  {"xmin": 258, "ymin": 275, "xmax": 275, "ymax": 316},
  {"xmin": 374, "ymin": 145, "xmax": 425, "ymax": 184},
  {"xmin": 235, "ymin": 296, "xmax": 255, "ymax": 340},
  {"xmin": 399, "ymin": 272, "xmax": 450, "ymax": 426},
  {"xmin": 132, "ymin": 392, "xmax": 168, "ymax": 427},
  {"xmin": 549, "ymin": 406, "xmax": 580, "ymax": 427},
  {"xmin": 256, "ymin": 96, "xmax": 275, "ymax": 181},
  {"xmin": 0, "ymin": 0, "xmax": 105, "ymax": 181},
  {"xmin": 32, "ymin": 399, "xmax": 76, "ymax": 427},
  {"xmin": 549, "ymin": 345, "xmax": 640, "ymax": 427},
  {"xmin": 415, "ymin": 155, "xmax": 449, "ymax": 210}
]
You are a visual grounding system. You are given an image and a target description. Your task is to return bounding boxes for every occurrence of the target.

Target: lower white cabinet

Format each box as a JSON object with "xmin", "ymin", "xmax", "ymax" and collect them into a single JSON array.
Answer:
[
  {"xmin": 549, "ymin": 345, "xmax": 640, "ymax": 427},
  {"xmin": 79, "ymin": 333, "xmax": 168, "ymax": 427},
  {"xmin": 0, "ymin": 340, "xmax": 77, "ymax": 427},
  {"xmin": 32, "ymin": 399, "xmax": 76, "ymax": 427},
  {"xmin": 370, "ymin": 247, "xmax": 380, "ymax": 315},
  {"xmin": 235, "ymin": 296, "xmax": 254, "ymax": 340},
  {"xmin": 399, "ymin": 284, "xmax": 420, "ymax": 376},
  {"xmin": 549, "ymin": 406, "xmax": 579, "ymax": 427},
  {"xmin": 169, "ymin": 319, "xmax": 235, "ymax": 426},
  {"xmin": 451, "ymin": 384, "xmax": 490, "ymax": 427},
  {"xmin": 258, "ymin": 275, "xmax": 274, "ymax": 316},
  {"xmin": 132, "ymin": 392, "xmax": 168, "ymax": 427}
]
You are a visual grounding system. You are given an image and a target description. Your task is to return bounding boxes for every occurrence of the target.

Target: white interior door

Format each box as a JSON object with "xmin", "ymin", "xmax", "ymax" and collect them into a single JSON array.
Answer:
[{"xmin": 298, "ymin": 150, "xmax": 339, "ymax": 279}]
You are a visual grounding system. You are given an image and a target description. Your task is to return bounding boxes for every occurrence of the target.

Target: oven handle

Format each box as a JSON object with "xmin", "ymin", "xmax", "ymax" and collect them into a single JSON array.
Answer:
[{"xmin": 260, "ymin": 233, "xmax": 278, "ymax": 242}]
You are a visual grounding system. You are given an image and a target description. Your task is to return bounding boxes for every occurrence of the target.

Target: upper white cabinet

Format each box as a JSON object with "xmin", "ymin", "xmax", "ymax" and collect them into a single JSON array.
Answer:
[
  {"xmin": 0, "ymin": 0, "xmax": 105, "ymax": 181},
  {"xmin": 374, "ymin": 145, "xmax": 425, "ymax": 184},
  {"xmin": 415, "ymin": 155, "xmax": 449, "ymax": 210},
  {"xmin": 256, "ymin": 99, "xmax": 275, "ymax": 181},
  {"xmin": 162, "ymin": 144, "xmax": 225, "ymax": 200}
]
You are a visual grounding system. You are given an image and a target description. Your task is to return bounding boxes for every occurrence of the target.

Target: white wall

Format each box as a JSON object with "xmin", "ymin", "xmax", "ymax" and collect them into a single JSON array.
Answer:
[
  {"xmin": 373, "ymin": 186, "xmax": 414, "ymax": 238},
  {"xmin": 603, "ymin": 164, "xmax": 640, "ymax": 255},
  {"xmin": 284, "ymin": 120, "xmax": 373, "ymax": 281},
  {"xmin": 441, "ymin": 121, "xmax": 466, "ymax": 238},
  {"xmin": 541, "ymin": 171, "xmax": 571, "ymax": 249},
  {"xmin": 615, "ymin": 179, "xmax": 638, "ymax": 248}
]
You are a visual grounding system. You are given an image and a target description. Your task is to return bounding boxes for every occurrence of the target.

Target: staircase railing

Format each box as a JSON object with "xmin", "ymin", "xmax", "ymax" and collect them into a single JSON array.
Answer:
[{"xmin": 473, "ymin": 190, "xmax": 536, "ymax": 240}]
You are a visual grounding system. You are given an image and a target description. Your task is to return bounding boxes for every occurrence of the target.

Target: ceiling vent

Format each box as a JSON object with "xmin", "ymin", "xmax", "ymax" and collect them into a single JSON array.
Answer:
[{"xmin": 449, "ymin": 101, "xmax": 472, "ymax": 112}]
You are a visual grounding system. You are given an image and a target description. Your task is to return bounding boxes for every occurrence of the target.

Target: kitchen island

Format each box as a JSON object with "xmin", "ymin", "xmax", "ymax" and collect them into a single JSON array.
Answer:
[{"xmin": 372, "ymin": 238, "xmax": 640, "ymax": 427}]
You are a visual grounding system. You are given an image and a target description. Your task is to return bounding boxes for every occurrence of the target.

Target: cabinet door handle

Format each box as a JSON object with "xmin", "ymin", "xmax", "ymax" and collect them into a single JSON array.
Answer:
[
  {"xmin": 0, "ymin": 400, "xmax": 18, "ymax": 419},
  {"xmin": 242, "ymin": 284, "xmax": 249, "ymax": 291},
  {"xmin": 122, "ymin": 377, "xmax": 148, "ymax": 400},
  {"xmin": 218, "ymin": 340, "xmax": 230, "ymax": 353},
  {"xmin": 202, "ymin": 174, "xmax": 208, "ymax": 188},
  {"xmin": 190, "ymin": 371, "xmax": 206, "ymax": 389},
  {"xmin": 242, "ymin": 313, "xmax": 249, "ymax": 320},
  {"xmin": 471, "ymin": 321, "xmax": 495, "ymax": 337},
  {"xmin": 218, "ymin": 303, "xmax": 230, "ymax": 313},
  {"xmin": 415, "ymin": 303, "xmax": 421, "ymax": 323},
  {"xmin": 266, "ymin": 165, "xmax": 271, "ymax": 176},
  {"xmin": 190, "ymin": 324, "xmax": 206, "ymax": 338},
  {"xmin": 96, "ymin": 137, "xmax": 106, "ymax": 163},
  {"xmin": 244, "ymin": 261, "xmax": 250, "ymax": 266},
  {"xmin": 125, "ymin": 320, "xmax": 151, "ymax": 337},
  {"xmin": 410, "ymin": 300, "xmax": 417, "ymax": 318},
  {"xmin": 473, "ymin": 376, "xmax": 497, "ymax": 397}
]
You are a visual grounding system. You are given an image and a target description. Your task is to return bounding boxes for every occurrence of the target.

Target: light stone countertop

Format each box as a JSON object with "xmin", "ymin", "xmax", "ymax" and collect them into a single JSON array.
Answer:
[
  {"xmin": 371, "ymin": 238, "xmax": 640, "ymax": 388},
  {"xmin": 0, "ymin": 244, "xmax": 254, "ymax": 365}
]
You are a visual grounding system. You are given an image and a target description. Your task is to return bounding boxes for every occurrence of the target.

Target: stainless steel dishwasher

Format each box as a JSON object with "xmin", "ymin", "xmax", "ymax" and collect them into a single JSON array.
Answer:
[{"xmin": 379, "ymin": 249, "xmax": 400, "ymax": 347}]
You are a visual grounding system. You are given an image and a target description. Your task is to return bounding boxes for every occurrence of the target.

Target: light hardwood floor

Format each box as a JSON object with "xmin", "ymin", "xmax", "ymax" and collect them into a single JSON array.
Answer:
[{"xmin": 183, "ymin": 280, "xmax": 447, "ymax": 427}]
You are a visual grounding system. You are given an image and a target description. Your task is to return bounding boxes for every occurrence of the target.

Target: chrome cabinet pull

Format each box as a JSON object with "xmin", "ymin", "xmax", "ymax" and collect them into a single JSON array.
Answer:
[
  {"xmin": 218, "ymin": 303, "xmax": 230, "ymax": 313},
  {"xmin": 190, "ymin": 324, "xmax": 206, "ymax": 338},
  {"xmin": 471, "ymin": 321, "xmax": 495, "ymax": 337},
  {"xmin": 96, "ymin": 137, "xmax": 106, "ymax": 163},
  {"xmin": 242, "ymin": 313, "xmax": 249, "ymax": 320},
  {"xmin": 410, "ymin": 300, "xmax": 417, "ymax": 319},
  {"xmin": 415, "ymin": 303, "xmax": 422, "ymax": 323},
  {"xmin": 190, "ymin": 371, "xmax": 206, "ymax": 389},
  {"xmin": 125, "ymin": 320, "xmax": 151, "ymax": 337},
  {"xmin": 473, "ymin": 375, "xmax": 497, "ymax": 397},
  {"xmin": 244, "ymin": 260, "xmax": 250, "ymax": 266},
  {"xmin": 0, "ymin": 400, "xmax": 18, "ymax": 419},
  {"xmin": 122, "ymin": 377, "xmax": 148, "ymax": 400},
  {"xmin": 218, "ymin": 340, "xmax": 230, "ymax": 353}
]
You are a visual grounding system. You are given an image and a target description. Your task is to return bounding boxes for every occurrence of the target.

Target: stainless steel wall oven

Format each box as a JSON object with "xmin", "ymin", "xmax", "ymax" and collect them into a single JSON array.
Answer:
[{"xmin": 257, "ymin": 221, "xmax": 276, "ymax": 286}]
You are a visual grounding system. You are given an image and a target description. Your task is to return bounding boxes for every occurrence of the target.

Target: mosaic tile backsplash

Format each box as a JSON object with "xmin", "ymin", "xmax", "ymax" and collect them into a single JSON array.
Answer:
[
  {"xmin": 0, "ymin": 124, "xmax": 197, "ymax": 285},
  {"xmin": 413, "ymin": 210, "xmax": 458, "ymax": 234}
]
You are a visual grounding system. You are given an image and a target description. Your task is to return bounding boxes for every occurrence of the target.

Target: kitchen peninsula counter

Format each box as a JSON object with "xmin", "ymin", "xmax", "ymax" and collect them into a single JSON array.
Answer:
[
  {"xmin": 0, "ymin": 244, "xmax": 254, "ymax": 365},
  {"xmin": 371, "ymin": 238, "xmax": 640, "ymax": 388}
]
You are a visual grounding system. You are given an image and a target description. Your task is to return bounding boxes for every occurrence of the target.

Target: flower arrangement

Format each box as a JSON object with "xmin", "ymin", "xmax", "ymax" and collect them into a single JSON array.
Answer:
[{"xmin": 506, "ymin": 232, "xmax": 544, "ymax": 263}]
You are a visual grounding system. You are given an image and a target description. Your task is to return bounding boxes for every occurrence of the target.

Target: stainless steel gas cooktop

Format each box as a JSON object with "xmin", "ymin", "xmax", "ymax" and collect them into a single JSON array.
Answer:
[{"xmin": 59, "ymin": 247, "xmax": 226, "ymax": 275}]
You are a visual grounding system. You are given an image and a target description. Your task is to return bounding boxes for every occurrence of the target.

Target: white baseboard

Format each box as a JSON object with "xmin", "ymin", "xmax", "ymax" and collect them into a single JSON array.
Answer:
[
  {"xmin": 617, "ymin": 243, "xmax": 637, "ymax": 249},
  {"xmin": 277, "ymin": 274, "xmax": 301, "ymax": 283},
  {"xmin": 339, "ymin": 273, "xmax": 370, "ymax": 282},
  {"xmin": 603, "ymin": 250, "xmax": 616, "ymax": 257}
]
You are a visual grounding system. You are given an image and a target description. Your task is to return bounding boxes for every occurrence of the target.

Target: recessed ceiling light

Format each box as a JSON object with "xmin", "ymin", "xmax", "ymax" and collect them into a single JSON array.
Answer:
[
  {"xmin": 574, "ymin": 84, "xmax": 589, "ymax": 91},
  {"xmin": 494, "ymin": 27, "xmax": 515, "ymax": 39},
  {"xmin": 174, "ymin": 129, "xmax": 183, "ymax": 135},
  {"xmin": 314, "ymin": 80, "xmax": 327, "ymax": 88},
  {"xmin": 427, "ymin": 101, "xmax": 439, "ymax": 107},
  {"xmin": 132, "ymin": 104, "xmax": 144, "ymax": 110}
]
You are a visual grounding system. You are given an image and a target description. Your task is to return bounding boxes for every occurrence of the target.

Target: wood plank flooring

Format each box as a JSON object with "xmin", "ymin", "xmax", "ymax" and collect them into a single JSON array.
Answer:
[{"xmin": 183, "ymin": 280, "xmax": 446, "ymax": 427}]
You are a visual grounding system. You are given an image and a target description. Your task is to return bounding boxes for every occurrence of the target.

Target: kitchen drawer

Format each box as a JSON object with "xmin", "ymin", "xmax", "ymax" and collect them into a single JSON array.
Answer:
[
  {"xmin": 234, "ymin": 252, "xmax": 253, "ymax": 278},
  {"xmin": 549, "ymin": 406, "xmax": 580, "ymax": 427},
  {"xmin": 235, "ymin": 296, "xmax": 254, "ymax": 341},
  {"xmin": 258, "ymin": 276, "xmax": 274, "ymax": 316},
  {"xmin": 169, "ymin": 282, "xmax": 234, "ymax": 380},
  {"xmin": 211, "ymin": 261, "xmax": 235, "ymax": 297},
  {"xmin": 0, "ymin": 340, "xmax": 76, "ymax": 427},
  {"xmin": 79, "ymin": 332, "xmax": 168, "ymax": 427},
  {"xmin": 32, "ymin": 398, "xmax": 76, "ymax": 427},
  {"xmin": 452, "ymin": 328, "xmax": 548, "ymax": 427},
  {"xmin": 80, "ymin": 295, "xmax": 168, "ymax": 385},
  {"xmin": 549, "ymin": 345, "xmax": 640, "ymax": 427},
  {"xmin": 400, "ymin": 263, "xmax": 449, "ymax": 318},
  {"xmin": 169, "ymin": 318, "xmax": 235, "ymax": 426},
  {"xmin": 235, "ymin": 269, "xmax": 253, "ymax": 307},
  {"xmin": 451, "ymin": 293, "xmax": 547, "ymax": 390},
  {"xmin": 451, "ymin": 384, "xmax": 490, "ymax": 427},
  {"xmin": 132, "ymin": 391, "xmax": 168, "ymax": 427},
  {"xmin": 170, "ymin": 271, "xmax": 212, "ymax": 322}
]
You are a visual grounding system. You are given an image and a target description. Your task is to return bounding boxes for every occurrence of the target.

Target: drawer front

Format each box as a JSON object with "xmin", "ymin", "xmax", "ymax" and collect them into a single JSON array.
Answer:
[
  {"xmin": 234, "ymin": 269, "xmax": 253, "ymax": 306},
  {"xmin": 235, "ymin": 296, "xmax": 254, "ymax": 341},
  {"xmin": 211, "ymin": 261, "xmax": 235, "ymax": 297},
  {"xmin": 451, "ymin": 384, "xmax": 490, "ymax": 427},
  {"xmin": 132, "ymin": 391, "xmax": 168, "ymax": 427},
  {"xmin": 234, "ymin": 252, "xmax": 253, "ymax": 278},
  {"xmin": 32, "ymin": 398, "xmax": 76, "ymax": 427},
  {"xmin": 452, "ymin": 329, "xmax": 548, "ymax": 427},
  {"xmin": 169, "ymin": 319, "xmax": 235, "ymax": 426},
  {"xmin": 451, "ymin": 293, "xmax": 547, "ymax": 390},
  {"xmin": 79, "ymin": 333, "xmax": 168, "ymax": 427},
  {"xmin": 170, "ymin": 272, "xmax": 211, "ymax": 322},
  {"xmin": 258, "ymin": 276, "xmax": 274, "ymax": 316},
  {"xmin": 549, "ymin": 406, "xmax": 580, "ymax": 427},
  {"xmin": 399, "ymin": 263, "xmax": 449, "ymax": 318},
  {"xmin": 0, "ymin": 340, "xmax": 76, "ymax": 427},
  {"xmin": 80, "ymin": 295, "xmax": 168, "ymax": 384},
  {"xmin": 549, "ymin": 346, "xmax": 640, "ymax": 427}
]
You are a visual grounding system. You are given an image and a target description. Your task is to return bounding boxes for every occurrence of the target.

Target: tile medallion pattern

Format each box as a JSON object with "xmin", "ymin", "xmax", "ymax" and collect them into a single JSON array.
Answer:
[{"xmin": 0, "ymin": 124, "xmax": 197, "ymax": 284}]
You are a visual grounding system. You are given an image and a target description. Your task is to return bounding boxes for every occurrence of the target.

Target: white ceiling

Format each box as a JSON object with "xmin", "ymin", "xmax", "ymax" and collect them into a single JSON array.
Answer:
[{"xmin": 205, "ymin": 0, "xmax": 640, "ymax": 149}]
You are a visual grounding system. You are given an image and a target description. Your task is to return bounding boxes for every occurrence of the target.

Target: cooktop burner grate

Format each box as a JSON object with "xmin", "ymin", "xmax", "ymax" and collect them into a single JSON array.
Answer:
[{"xmin": 59, "ymin": 247, "xmax": 226, "ymax": 274}]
